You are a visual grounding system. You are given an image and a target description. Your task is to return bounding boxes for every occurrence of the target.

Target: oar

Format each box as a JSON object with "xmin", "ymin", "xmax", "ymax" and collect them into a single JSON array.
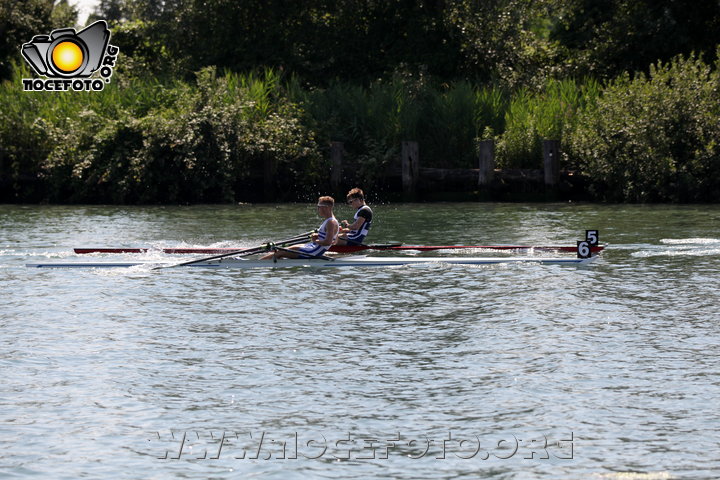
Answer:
[{"xmin": 153, "ymin": 231, "xmax": 315, "ymax": 270}]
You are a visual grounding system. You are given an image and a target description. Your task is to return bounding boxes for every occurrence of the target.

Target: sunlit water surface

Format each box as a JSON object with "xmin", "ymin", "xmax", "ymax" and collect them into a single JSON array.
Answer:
[{"xmin": 1, "ymin": 203, "xmax": 719, "ymax": 479}]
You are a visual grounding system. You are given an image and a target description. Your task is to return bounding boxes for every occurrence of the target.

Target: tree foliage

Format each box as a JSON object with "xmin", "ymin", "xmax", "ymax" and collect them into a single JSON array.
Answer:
[
  {"xmin": 157, "ymin": 0, "xmax": 466, "ymax": 84},
  {"xmin": 552, "ymin": 0, "xmax": 720, "ymax": 78},
  {"xmin": 6, "ymin": 0, "xmax": 720, "ymax": 86},
  {"xmin": 0, "ymin": 0, "xmax": 52, "ymax": 81},
  {"xmin": 0, "ymin": 0, "xmax": 78, "ymax": 81},
  {"xmin": 444, "ymin": 0, "xmax": 564, "ymax": 88}
]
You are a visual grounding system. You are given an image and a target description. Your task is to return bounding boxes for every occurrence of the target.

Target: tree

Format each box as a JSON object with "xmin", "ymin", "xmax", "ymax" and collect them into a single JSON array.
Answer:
[
  {"xmin": 140, "ymin": 0, "xmax": 464, "ymax": 84},
  {"xmin": 50, "ymin": 0, "xmax": 78, "ymax": 29},
  {"xmin": 443, "ymin": 0, "xmax": 563, "ymax": 88},
  {"xmin": 91, "ymin": 0, "xmax": 126, "ymax": 23},
  {"xmin": 0, "ymin": 0, "xmax": 53, "ymax": 81},
  {"xmin": 551, "ymin": 0, "xmax": 720, "ymax": 78}
]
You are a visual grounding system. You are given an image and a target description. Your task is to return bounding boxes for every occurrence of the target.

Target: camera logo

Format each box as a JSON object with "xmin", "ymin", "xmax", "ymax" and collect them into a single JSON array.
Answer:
[{"xmin": 21, "ymin": 20, "xmax": 119, "ymax": 92}]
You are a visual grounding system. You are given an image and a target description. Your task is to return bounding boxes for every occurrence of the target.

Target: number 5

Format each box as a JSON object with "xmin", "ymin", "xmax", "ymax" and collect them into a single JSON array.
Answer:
[{"xmin": 585, "ymin": 230, "xmax": 599, "ymax": 246}]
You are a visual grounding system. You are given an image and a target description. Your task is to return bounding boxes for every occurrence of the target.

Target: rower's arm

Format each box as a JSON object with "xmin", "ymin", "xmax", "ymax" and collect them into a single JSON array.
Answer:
[{"xmin": 343, "ymin": 216, "xmax": 366, "ymax": 231}]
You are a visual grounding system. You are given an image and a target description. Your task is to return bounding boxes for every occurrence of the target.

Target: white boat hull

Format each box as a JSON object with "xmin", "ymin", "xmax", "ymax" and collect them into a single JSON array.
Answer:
[{"xmin": 26, "ymin": 255, "xmax": 596, "ymax": 269}]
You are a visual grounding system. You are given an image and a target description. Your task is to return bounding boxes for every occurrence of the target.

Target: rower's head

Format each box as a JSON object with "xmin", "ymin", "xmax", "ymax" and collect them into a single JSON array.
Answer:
[
  {"xmin": 316, "ymin": 196, "xmax": 334, "ymax": 217},
  {"xmin": 346, "ymin": 187, "xmax": 365, "ymax": 207}
]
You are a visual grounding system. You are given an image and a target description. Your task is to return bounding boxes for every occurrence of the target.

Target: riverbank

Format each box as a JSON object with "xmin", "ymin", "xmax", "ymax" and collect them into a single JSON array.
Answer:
[{"xmin": 2, "ymin": 52, "xmax": 719, "ymax": 204}]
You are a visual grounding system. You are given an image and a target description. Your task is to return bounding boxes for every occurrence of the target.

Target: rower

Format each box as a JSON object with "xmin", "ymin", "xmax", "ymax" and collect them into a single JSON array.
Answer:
[
  {"xmin": 335, "ymin": 188, "xmax": 373, "ymax": 246},
  {"xmin": 260, "ymin": 196, "xmax": 339, "ymax": 260}
]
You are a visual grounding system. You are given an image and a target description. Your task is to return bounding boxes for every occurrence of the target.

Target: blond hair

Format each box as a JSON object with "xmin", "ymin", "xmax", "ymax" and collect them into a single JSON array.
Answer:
[{"xmin": 318, "ymin": 196, "xmax": 335, "ymax": 207}]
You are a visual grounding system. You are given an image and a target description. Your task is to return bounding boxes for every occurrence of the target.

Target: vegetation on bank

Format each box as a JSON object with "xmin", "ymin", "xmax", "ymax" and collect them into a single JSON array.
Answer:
[
  {"xmin": 567, "ymin": 54, "xmax": 720, "ymax": 202},
  {"xmin": 2, "ymin": 52, "xmax": 720, "ymax": 203},
  {"xmin": 1, "ymin": 0, "xmax": 719, "ymax": 202}
]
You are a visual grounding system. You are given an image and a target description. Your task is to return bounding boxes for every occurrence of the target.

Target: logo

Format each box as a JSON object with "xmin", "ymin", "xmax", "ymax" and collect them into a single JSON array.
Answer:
[{"xmin": 20, "ymin": 20, "xmax": 119, "ymax": 92}]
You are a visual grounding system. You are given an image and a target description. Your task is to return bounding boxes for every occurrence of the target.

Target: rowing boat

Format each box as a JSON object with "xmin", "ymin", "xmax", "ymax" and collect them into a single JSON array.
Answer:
[
  {"xmin": 26, "ymin": 255, "xmax": 596, "ymax": 269},
  {"xmin": 72, "ymin": 244, "xmax": 605, "ymax": 254}
]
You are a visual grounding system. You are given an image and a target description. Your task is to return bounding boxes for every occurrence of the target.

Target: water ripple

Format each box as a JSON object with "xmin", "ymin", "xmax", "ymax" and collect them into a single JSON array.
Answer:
[{"xmin": 2, "ymin": 204, "xmax": 720, "ymax": 479}]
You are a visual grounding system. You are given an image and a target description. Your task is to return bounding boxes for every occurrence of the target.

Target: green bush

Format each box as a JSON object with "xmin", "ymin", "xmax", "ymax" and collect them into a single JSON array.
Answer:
[
  {"xmin": 566, "ymin": 53, "xmax": 720, "ymax": 201},
  {"xmin": 0, "ymin": 62, "xmax": 57, "ymax": 200},
  {"xmin": 1, "ymin": 66, "xmax": 320, "ymax": 203}
]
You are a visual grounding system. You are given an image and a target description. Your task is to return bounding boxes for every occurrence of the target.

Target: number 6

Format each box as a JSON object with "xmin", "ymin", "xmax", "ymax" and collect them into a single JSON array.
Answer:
[{"xmin": 577, "ymin": 241, "xmax": 591, "ymax": 258}]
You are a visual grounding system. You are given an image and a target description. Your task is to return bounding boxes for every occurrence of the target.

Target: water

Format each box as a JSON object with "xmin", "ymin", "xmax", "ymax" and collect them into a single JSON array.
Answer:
[{"xmin": 1, "ymin": 203, "xmax": 719, "ymax": 479}]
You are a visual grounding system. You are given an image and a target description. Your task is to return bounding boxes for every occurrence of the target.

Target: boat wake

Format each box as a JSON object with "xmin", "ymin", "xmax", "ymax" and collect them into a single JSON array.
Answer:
[
  {"xmin": 660, "ymin": 237, "xmax": 720, "ymax": 245},
  {"xmin": 632, "ymin": 238, "xmax": 720, "ymax": 258}
]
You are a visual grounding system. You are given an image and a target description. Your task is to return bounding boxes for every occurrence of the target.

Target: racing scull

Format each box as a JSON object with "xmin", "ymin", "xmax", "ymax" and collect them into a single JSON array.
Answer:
[{"xmin": 27, "ymin": 255, "xmax": 596, "ymax": 269}]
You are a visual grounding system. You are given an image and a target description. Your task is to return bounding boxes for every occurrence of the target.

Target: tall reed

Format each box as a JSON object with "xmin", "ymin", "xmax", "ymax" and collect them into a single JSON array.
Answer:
[{"xmin": 498, "ymin": 78, "xmax": 601, "ymax": 168}]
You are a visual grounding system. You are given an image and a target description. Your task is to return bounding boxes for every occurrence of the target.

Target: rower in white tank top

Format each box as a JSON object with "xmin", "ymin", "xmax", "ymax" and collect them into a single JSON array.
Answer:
[
  {"xmin": 298, "ymin": 215, "xmax": 339, "ymax": 257},
  {"xmin": 260, "ymin": 196, "xmax": 339, "ymax": 260}
]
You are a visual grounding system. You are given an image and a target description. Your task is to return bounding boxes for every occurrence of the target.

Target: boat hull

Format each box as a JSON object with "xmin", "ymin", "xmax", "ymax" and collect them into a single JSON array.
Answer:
[{"xmin": 27, "ymin": 255, "xmax": 596, "ymax": 269}]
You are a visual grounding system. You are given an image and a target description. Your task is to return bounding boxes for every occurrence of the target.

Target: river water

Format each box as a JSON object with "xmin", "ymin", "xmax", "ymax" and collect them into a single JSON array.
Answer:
[{"xmin": 1, "ymin": 203, "xmax": 719, "ymax": 479}]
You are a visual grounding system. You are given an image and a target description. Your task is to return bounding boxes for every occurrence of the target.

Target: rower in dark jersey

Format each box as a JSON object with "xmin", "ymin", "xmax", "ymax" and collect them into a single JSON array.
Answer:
[{"xmin": 336, "ymin": 188, "xmax": 373, "ymax": 246}]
